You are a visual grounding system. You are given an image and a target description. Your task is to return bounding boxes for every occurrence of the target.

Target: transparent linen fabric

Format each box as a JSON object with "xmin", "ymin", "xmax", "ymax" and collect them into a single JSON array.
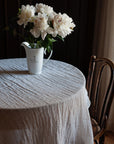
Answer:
[{"xmin": 0, "ymin": 58, "xmax": 93, "ymax": 144}]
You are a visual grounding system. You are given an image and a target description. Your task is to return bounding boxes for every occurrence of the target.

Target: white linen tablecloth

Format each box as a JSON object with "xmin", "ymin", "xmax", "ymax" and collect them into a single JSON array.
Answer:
[{"xmin": 0, "ymin": 58, "xmax": 93, "ymax": 144}]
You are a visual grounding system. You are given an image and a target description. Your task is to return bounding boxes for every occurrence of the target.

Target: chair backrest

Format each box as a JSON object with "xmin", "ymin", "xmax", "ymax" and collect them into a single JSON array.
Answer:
[{"xmin": 86, "ymin": 55, "xmax": 114, "ymax": 129}]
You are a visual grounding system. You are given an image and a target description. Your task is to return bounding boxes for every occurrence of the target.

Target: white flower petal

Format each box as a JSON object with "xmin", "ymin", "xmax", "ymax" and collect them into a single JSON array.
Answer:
[
  {"xmin": 41, "ymin": 32, "xmax": 47, "ymax": 40},
  {"xmin": 30, "ymin": 28, "xmax": 40, "ymax": 38}
]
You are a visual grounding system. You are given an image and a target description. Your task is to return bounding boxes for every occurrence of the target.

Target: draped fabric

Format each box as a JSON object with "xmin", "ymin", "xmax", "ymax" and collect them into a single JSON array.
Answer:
[
  {"xmin": 0, "ymin": 58, "xmax": 93, "ymax": 144},
  {"xmin": 92, "ymin": 0, "xmax": 114, "ymax": 132},
  {"xmin": 93, "ymin": 0, "xmax": 114, "ymax": 61}
]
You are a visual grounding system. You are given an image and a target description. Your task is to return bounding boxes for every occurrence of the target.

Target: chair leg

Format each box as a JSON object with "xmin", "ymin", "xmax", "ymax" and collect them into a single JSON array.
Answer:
[
  {"xmin": 94, "ymin": 139, "xmax": 99, "ymax": 144},
  {"xmin": 94, "ymin": 136, "xmax": 104, "ymax": 144},
  {"xmin": 99, "ymin": 135, "xmax": 105, "ymax": 144}
]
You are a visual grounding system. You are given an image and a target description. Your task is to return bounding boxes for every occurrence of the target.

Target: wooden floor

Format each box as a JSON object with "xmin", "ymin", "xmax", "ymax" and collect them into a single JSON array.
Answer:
[
  {"xmin": 93, "ymin": 131, "xmax": 114, "ymax": 144},
  {"xmin": 104, "ymin": 131, "xmax": 114, "ymax": 144}
]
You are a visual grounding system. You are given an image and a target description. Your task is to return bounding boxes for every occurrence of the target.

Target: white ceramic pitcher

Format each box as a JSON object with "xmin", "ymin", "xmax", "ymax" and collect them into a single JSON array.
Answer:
[{"xmin": 21, "ymin": 42, "xmax": 52, "ymax": 75}]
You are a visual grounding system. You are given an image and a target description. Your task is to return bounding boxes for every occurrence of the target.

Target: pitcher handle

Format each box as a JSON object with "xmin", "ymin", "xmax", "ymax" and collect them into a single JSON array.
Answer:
[{"xmin": 43, "ymin": 49, "xmax": 53, "ymax": 65}]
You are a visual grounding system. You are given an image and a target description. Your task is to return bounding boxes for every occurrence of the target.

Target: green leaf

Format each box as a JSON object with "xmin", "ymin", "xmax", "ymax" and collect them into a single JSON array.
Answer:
[
  {"xmin": 35, "ymin": 43, "xmax": 38, "ymax": 48},
  {"xmin": 57, "ymin": 35, "xmax": 64, "ymax": 42},
  {"xmin": 17, "ymin": 8, "xmax": 21, "ymax": 16},
  {"xmin": 47, "ymin": 45, "xmax": 51, "ymax": 53},
  {"xmin": 37, "ymin": 41, "xmax": 42, "ymax": 47},
  {"xmin": 29, "ymin": 43, "xmax": 34, "ymax": 48},
  {"xmin": 48, "ymin": 38, "xmax": 56, "ymax": 42}
]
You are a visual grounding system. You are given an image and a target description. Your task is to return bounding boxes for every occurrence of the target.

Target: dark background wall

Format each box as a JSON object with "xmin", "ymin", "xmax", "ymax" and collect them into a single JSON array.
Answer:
[{"xmin": 0, "ymin": 0, "xmax": 97, "ymax": 77}]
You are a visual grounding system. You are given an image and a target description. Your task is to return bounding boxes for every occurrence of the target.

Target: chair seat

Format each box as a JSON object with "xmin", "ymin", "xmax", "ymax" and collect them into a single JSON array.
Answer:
[{"xmin": 91, "ymin": 118, "xmax": 101, "ymax": 136}]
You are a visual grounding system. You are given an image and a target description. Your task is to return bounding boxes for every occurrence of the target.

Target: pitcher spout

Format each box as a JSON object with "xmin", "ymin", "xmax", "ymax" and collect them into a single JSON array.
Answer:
[{"xmin": 21, "ymin": 42, "xmax": 30, "ymax": 49}]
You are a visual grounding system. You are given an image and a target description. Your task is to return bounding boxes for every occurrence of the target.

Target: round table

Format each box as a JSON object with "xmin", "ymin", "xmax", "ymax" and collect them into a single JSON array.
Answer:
[{"xmin": 0, "ymin": 58, "xmax": 93, "ymax": 144}]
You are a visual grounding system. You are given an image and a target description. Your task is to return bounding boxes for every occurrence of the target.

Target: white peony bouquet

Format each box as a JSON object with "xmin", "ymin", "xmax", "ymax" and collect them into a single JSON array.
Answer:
[{"xmin": 17, "ymin": 3, "xmax": 75, "ymax": 52}]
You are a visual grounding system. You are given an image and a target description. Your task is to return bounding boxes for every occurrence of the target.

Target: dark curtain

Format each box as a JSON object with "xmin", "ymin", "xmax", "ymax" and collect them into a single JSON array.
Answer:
[{"xmin": 0, "ymin": 0, "xmax": 97, "ymax": 77}]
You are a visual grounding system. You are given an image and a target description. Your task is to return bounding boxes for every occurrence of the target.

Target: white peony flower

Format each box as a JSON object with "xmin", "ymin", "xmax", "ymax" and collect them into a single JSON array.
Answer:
[
  {"xmin": 30, "ymin": 13, "xmax": 49, "ymax": 40},
  {"xmin": 53, "ymin": 13, "xmax": 75, "ymax": 38},
  {"xmin": 47, "ymin": 27, "xmax": 58, "ymax": 37},
  {"xmin": 35, "ymin": 3, "xmax": 57, "ymax": 22},
  {"xmin": 35, "ymin": 3, "xmax": 54, "ymax": 16},
  {"xmin": 17, "ymin": 5, "xmax": 35, "ymax": 28}
]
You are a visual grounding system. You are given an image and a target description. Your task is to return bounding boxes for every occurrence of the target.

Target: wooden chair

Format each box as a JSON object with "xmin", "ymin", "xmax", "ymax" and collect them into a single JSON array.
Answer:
[{"xmin": 86, "ymin": 55, "xmax": 114, "ymax": 144}]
